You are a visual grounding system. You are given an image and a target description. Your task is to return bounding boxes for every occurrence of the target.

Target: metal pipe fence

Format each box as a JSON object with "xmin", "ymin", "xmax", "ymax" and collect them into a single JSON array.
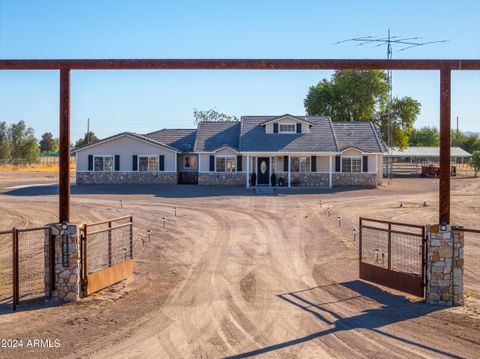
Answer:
[{"xmin": 463, "ymin": 228, "xmax": 480, "ymax": 305}]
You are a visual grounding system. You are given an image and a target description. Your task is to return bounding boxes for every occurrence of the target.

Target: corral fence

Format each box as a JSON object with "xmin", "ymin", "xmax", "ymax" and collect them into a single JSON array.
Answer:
[
  {"xmin": 359, "ymin": 217, "xmax": 426, "ymax": 298},
  {"xmin": 80, "ymin": 216, "xmax": 134, "ymax": 296},
  {"xmin": 461, "ymin": 228, "xmax": 480, "ymax": 305},
  {"xmin": 0, "ymin": 227, "xmax": 53, "ymax": 311}
]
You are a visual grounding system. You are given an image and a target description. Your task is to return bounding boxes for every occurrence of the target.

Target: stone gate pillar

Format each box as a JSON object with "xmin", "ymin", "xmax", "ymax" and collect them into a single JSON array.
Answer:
[
  {"xmin": 426, "ymin": 224, "xmax": 464, "ymax": 306},
  {"xmin": 44, "ymin": 223, "xmax": 80, "ymax": 302}
]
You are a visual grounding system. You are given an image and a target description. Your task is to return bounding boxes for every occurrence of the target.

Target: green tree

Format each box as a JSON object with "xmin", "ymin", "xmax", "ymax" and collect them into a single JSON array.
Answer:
[
  {"xmin": 470, "ymin": 151, "xmax": 480, "ymax": 177},
  {"xmin": 0, "ymin": 121, "xmax": 10, "ymax": 159},
  {"xmin": 5, "ymin": 120, "xmax": 40, "ymax": 163},
  {"xmin": 409, "ymin": 127, "xmax": 440, "ymax": 146},
  {"xmin": 452, "ymin": 131, "xmax": 480, "ymax": 154},
  {"xmin": 193, "ymin": 108, "xmax": 239, "ymax": 125},
  {"xmin": 304, "ymin": 70, "xmax": 421, "ymax": 148},
  {"xmin": 75, "ymin": 131, "xmax": 98, "ymax": 147},
  {"xmin": 40, "ymin": 132, "xmax": 56, "ymax": 152}
]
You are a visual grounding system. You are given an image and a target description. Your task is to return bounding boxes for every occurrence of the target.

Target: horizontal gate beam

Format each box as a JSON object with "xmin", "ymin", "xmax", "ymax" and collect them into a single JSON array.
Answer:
[{"xmin": 1, "ymin": 59, "xmax": 480, "ymax": 70}]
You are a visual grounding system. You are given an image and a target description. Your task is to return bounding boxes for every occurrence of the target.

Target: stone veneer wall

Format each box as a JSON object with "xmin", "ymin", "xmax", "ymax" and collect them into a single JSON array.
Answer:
[
  {"xmin": 198, "ymin": 172, "xmax": 246, "ymax": 186},
  {"xmin": 333, "ymin": 173, "xmax": 377, "ymax": 186},
  {"xmin": 290, "ymin": 173, "xmax": 329, "ymax": 186},
  {"xmin": 44, "ymin": 223, "xmax": 80, "ymax": 302},
  {"xmin": 426, "ymin": 225, "xmax": 464, "ymax": 306},
  {"xmin": 77, "ymin": 171, "xmax": 177, "ymax": 185}
]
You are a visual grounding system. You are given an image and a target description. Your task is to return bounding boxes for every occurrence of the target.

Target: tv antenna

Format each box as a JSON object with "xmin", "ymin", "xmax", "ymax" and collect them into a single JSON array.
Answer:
[{"xmin": 336, "ymin": 29, "xmax": 448, "ymax": 183}]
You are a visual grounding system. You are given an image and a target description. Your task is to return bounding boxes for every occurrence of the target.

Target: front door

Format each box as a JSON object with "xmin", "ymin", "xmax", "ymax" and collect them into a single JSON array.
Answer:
[{"xmin": 257, "ymin": 157, "xmax": 270, "ymax": 185}]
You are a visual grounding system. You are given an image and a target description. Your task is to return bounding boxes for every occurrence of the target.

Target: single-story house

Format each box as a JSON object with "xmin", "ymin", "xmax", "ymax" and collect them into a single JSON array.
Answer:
[{"xmin": 74, "ymin": 114, "xmax": 385, "ymax": 187}]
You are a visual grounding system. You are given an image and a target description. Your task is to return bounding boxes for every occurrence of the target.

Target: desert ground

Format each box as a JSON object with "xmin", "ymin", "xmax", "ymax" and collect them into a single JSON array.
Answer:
[{"xmin": 0, "ymin": 171, "xmax": 479, "ymax": 358}]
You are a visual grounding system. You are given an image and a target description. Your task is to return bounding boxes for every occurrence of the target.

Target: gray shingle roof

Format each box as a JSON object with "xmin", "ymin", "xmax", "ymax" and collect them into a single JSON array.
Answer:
[
  {"xmin": 240, "ymin": 116, "xmax": 338, "ymax": 152},
  {"xmin": 388, "ymin": 146, "xmax": 471, "ymax": 158},
  {"xmin": 194, "ymin": 121, "xmax": 241, "ymax": 152},
  {"xmin": 332, "ymin": 121, "xmax": 385, "ymax": 153},
  {"xmin": 145, "ymin": 129, "xmax": 197, "ymax": 152}
]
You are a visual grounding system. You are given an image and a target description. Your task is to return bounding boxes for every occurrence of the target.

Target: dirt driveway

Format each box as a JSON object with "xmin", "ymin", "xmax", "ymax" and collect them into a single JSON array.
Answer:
[{"xmin": 0, "ymin": 173, "xmax": 479, "ymax": 358}]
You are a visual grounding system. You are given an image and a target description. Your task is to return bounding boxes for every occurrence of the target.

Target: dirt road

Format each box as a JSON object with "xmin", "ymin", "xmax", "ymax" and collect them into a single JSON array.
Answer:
[{"xmin": 0, "ymin": 173, "xmax": 479, "ymax": 358}]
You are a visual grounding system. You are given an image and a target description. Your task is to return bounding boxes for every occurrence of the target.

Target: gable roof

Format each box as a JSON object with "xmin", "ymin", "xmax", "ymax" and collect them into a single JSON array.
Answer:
[
  {"xmin": 73, "ymin": 132, "xmax": 179, "ymax": 153},
  {"xmin": 260, "ymin": 114, "xmax": 314, "ymax": 126},
  {"xmin": 332, "ymin": 121, "xmax": 385, "ymax": 153},
  {"xmin": 144, "ymin": 128, "xmax": 197, "ymax": 152},
  {"xmin": 240, "ymin": 116, "xmax": 337, "ymax": 152},
  {"xmin": 194, "ymin": 121, "xmax": 241, "ymax": 152}
]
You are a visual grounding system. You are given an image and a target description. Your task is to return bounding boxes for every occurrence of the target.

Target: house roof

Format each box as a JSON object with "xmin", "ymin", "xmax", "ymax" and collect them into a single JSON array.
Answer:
[
  {"xmin": 332, "ymin": 121, "xmax": 385, "ymax": 153},
  {"xmin": 388, "ymin": 146, "xmax": 471, "ymax": 158},
  {"xmin": 240, "ymin": 116, "xmax": 337, "ymax": 152},
  {"xmin": 194, "ymin": 121, "xmax": 241, "ymax": 152},
  {"xmin": 144, "ymin": 128, "xmax": 197, "ymax": 152},
  {"xmin": 73, "ymin": 132, "xmax": 179, "ymax": 153}
]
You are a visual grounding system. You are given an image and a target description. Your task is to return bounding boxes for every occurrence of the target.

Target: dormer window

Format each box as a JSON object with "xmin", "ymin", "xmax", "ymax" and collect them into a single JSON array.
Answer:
[{"xmin": 279, "ymin": 123, "xmax": 296, "ymax": 133}]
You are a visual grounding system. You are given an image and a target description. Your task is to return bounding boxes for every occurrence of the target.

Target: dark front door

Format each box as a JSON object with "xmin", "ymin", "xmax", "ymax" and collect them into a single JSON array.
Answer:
[{"xmin": 257, "ymin": 157, "xmax": 270, "ymax": 185}]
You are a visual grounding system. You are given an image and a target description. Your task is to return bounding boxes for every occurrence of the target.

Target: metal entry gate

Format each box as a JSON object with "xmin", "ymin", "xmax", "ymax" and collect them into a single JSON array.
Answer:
[
  {"xmin": 359, "ymin": 217, "xmax": 426, "ymax": 297},
  {"xmin": 0, "ymin": 227, "xmax": 52, "ymax": 310},
  {"xmin": 81, "ymin": 216, "xmax": 134, "ymax": 296},
  {"xmin": 461, "ymin": 228, "xmax": 480, "ymax": 306}
]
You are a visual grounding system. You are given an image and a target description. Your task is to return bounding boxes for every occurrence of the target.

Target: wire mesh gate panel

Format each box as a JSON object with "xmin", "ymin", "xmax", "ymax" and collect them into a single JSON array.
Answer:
[
  {"xmin": 81, "ymin": 216, "xmax": 134, "ymax": 295},
  {"xmin": 359, "ymin": 217, "xmax": 426, "ymax": 297},
  {"xmin": 0, "ymin": 230, "xmax": 14, "ymax": 310},
  {"xmin": 462, "ymin": 228, "xmax": 480, "ymax": 306}
]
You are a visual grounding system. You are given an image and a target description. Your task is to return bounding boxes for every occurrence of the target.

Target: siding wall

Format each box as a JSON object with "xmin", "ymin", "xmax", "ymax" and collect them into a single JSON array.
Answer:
[
  {"xmin": 198, "ymin": 149, "xmax": 246, "ymax": 172},
  {"xmin": 76, "ymin": 135, "xmax": 176, "ymax": 172}
]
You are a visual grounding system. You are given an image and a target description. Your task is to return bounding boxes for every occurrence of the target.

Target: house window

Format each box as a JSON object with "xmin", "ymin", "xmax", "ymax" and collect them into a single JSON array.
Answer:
[
  {"xmin": 184, "ymin": 155, "xmax": 197, "ymax": 169},
  {"xmin": 279, "ymin": 123, "xmax": 296, "ymax": 133},
  {"xmin": 139, "ymin": 155, "xmax": 158, "ymax": 172},
  {"xmin": 291, "ymin": 156, "xmax": 311, "ymax": 172},
  {"xmin": 216, "ymin": 156, "xmax": 236, "ymax": 172},
  {"xmin": 94, "ymin": 156, "xmax": 114, "ymax": 172},
  {"xmin": 342, "ymin": 157, "xmax": 362, "ymax": 173}
]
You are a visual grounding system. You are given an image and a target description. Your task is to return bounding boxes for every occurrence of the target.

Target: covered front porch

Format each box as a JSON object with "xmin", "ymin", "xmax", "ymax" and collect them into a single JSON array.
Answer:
[{"xmin": 244, "ymin": 153, "xmax": 335, "ymax": 188}]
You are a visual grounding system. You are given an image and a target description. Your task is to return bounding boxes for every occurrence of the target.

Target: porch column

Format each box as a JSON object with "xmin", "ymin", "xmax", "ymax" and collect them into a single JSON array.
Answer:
[
  {"xmin": 246, "ymin": 155, "xmax": 250, "ymax": 188},
  {"xmin": 288, "ymin": 155, "xmax": 291, "ymax": 187},
  {"xmin": 328, "ymin": 155, "xmax": 333, "ymax": 188},
  {"xmin": 198, "ymin": 154, "xmax": 201, "ymax": 173}
]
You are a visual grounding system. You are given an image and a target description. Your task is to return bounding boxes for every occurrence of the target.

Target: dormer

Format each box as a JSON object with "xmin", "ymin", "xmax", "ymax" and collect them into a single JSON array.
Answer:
[{"xmin": 261, "ymin": 114, "xmax": 312, "ymax": 134}]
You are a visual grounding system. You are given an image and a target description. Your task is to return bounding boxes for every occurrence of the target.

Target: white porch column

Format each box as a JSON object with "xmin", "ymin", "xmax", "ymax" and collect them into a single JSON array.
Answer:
[
  {"xmin": 329, "ymin": 155, "xmax": 333, "ymax": 188},
  {"xmin": 174, "ymin": 153, "xmax": 177, "ymax": 172},
  {"xmin": 198, "ymin": 154, "xmax": 202, "ymax": 173},
  {"xmin": 288, "ymin": 155, "xmax": 291, "ymax": 188},
  {"xmin": 246, "ymin": 155, "xmax": 250, "ymax": 188}
]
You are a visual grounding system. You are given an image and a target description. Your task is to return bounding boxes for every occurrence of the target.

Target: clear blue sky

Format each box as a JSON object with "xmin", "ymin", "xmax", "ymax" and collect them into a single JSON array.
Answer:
[{"xmin": 1, "ymin": 0, "xmax": 479, "ymax": 141}]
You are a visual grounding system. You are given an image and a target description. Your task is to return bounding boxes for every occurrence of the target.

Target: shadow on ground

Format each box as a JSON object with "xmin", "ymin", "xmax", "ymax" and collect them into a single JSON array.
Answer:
[
  {"xmin": 226, "ymin": 280, "xmax": 464, "ymax": 359},
  {"xmin": 1, "ymin": 183, "xmax": 376, "ymax": 199}
]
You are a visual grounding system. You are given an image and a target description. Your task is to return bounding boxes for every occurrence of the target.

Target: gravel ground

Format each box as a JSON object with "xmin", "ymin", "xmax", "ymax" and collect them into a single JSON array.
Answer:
[{"xmin": 0, "ymin": 172, "xmax": 479, "ymax": 359}]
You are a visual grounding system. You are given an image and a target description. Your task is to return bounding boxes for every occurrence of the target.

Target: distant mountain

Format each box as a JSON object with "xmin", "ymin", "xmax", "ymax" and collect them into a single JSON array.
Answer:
[{"xmin": 464, "ymin": 131, "xmax": 480, "ymax": 137}]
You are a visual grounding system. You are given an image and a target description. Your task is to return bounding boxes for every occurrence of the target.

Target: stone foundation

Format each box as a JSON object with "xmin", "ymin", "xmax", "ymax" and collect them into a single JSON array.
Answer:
[
  {"xmin": 333, "ymin": 172, "xmax": 378, "ymax": 186},
  {"xmin": 289, "ymin": 172, "xmax": 329, "ymax": 186},
  {"xmin": 426, "ymin": 225, "xmax": 464, "ymax": 306},
  {"xmin": 45, "ymin": 223, "xmax": 80, "ymax": 302},
  {"xmin": 198, "ymin": 172, "xmax": 246, "ymax": 186},
  {"xmin": 77, "ymin": 171, "xmax": 177, "ymax": 185}
]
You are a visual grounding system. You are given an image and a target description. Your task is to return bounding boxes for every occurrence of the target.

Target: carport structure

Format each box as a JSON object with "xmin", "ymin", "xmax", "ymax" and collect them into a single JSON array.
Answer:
[{"xmin": 1, "ymin": 58, "xmax": 479, "ymax": 224}]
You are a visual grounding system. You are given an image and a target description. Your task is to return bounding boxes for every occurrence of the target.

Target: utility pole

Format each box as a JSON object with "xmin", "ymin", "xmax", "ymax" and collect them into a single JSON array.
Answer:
[
  {"xmin": 87, "ymin": 118, "xmax": 90, "ymax": 144},
  {"xmin": 456, "ymin": 116, "xmax": 459, "ymax": 135},
  {"xmin": 336, "ymin": 30, "xmax": 448, "ymax": 184}
]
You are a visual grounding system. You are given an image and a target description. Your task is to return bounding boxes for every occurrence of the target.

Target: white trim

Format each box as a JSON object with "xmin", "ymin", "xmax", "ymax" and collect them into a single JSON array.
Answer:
[
  {"xmin": 288, "ymin": 155, "xmax": 291, "ymax": 187},
  {"xmin": 93, "ymin": 155, "xmax": 115, "ymax": 172},
  {"xmin": 246, "ymin": 155, "xmax": 250, "ymax": 187},
  {"xmin": 137, "ymin": 154, "xmax": 164, "ymax": 172},
  {"xmin": 261, "ymin": 115, "xmax": 312, "ymax": 127},
  {"xmin": 213, "ymin": 146, "xmax": 239, "ymax": 153},
  {"xmin": 75, "ymin": 133, "xmax": 178, "ymax": 154},
  {"xmin": 278, "ymin": 122, "xmax": 297, "ymax": 134}
]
